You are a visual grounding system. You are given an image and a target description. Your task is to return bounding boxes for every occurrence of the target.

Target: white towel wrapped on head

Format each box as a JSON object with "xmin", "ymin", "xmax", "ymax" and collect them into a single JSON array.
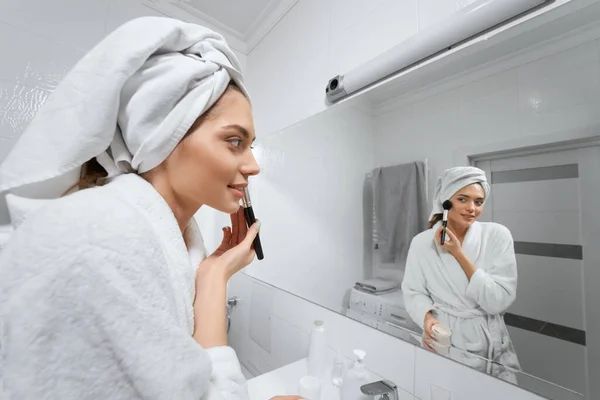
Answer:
[
  {"xmin": 0, "ymin": 16, "xmax": 248, "ymax": 198},
  {"xmin": 429, "ymin": 166, "xmax": 490, "ymax": 221}
]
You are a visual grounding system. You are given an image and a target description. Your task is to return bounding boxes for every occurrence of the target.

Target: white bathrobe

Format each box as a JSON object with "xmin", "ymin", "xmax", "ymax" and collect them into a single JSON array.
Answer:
[
  {"xmin": 0, "ymin": 174, "xmax": 249, "ymax": 399},
  {"xmin": 402, "ymin": 221, "xmax": 521, "ymax": 383}
]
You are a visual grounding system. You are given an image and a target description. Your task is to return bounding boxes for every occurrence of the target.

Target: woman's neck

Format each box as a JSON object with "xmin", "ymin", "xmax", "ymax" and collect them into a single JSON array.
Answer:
[
  {"xmin": 447, "ymin": 220, "xmax": 468, "ymax": 243},
  {"xmin": 142, "ymin": 171, "xmax": 200, "ymax": 233}
]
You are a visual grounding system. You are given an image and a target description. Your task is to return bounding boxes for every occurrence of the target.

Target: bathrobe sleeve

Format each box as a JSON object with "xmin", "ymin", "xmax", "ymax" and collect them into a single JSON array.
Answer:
[
  {"xmin": 0, "ymin": 198, "xmax": 249, "ymax": 400},
  {"xmin": 465, "ymin": 225, "xmax": 518, "ymax": 315},
  {"xmin": 402, "ymin": 237, "xmax": 434, "ymax": 330}
]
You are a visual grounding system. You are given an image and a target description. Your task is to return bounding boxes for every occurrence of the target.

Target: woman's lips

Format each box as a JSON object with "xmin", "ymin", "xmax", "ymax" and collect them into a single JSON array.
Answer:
[{"xmin": 228, "ymin": 187, "xmax": 244, "ymax": 199}]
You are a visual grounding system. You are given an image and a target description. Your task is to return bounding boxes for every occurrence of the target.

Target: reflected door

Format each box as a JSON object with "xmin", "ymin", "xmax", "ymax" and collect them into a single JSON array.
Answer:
[{"xmin": 475, "ymin": 144, "xmax": 600, "ymax": 399}]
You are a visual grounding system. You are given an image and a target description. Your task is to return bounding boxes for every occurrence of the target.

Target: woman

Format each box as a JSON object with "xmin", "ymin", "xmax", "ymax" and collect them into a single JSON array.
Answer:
[
  {"xmin": 0, "ymin": 17, "xmax": 301, "ymax": 400},
  {"xmin": 401, "ymin": 166, "xmax": 521, "ymax": 383}
]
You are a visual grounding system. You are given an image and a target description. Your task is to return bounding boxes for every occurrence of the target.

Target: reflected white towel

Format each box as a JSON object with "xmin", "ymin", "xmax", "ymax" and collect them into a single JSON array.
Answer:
[
  {"xmin": 355, "ymin": 278, "xmax": 399, "ymax": 293},
  {"xmin": 429, "ymin": 166, "xmax": 490, "ymax": 220}
]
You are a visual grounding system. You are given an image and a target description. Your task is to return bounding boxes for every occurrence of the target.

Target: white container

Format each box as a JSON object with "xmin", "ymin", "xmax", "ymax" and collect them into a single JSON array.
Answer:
[
  {"xmin": 341, "ymin": 349, "xmax": 369, "ymax": 400},
  {"xmin": 331, "ymin": 350, "xmax": 345, "ymax": 387},
  {"xmin": 307, "ymin": 320, "xmax": 327, "ymax": 380},
  {"xmin": 298, "ymin": 375, "xmax": 321, "ymax": 400},
  {"xmin": 431, "ymin": 323, "xmax": 452, "ymax": 346},
  {"xmin": 431, "ymin": 340, "xmax": 451, "ymax": 356}
]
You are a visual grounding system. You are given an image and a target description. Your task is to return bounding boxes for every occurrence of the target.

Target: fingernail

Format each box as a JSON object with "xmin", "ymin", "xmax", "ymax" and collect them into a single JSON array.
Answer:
[{"xmin": 256, "ymin": 220, "xmax": 261, "ymax": 232}]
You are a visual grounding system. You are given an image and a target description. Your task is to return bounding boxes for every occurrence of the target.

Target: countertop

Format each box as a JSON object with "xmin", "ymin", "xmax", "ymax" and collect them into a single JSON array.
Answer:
[{"xmin": 246, "ymin": 357, "xmax": 416, "ymax": 400}]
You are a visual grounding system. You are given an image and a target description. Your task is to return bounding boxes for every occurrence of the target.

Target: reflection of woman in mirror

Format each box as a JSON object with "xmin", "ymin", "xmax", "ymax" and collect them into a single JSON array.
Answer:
[{"xmin": 402, "ymin": 166, "xmax": 521, "ymax": 383}]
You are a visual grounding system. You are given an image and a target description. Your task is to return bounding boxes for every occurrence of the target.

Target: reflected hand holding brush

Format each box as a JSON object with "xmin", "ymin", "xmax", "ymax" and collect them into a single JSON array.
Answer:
[
  {"xmin": 435, "ymin": 226, "xmax": 463, "ymax": 256},
  {"xmin": 441, "ymin": 199, "xmax": 452, "ymax": 245}
]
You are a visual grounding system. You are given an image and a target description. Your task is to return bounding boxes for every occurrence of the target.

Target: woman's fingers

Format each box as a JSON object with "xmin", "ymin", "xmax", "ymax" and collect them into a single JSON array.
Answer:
[
  {"xmin": 423, "ymin": 337, "xmax": 435, "ymax": 351},
  {"xmin": 242, "ymin": 220, "xmax": 261, "ymax": 248},
  {"xmin": 212, "ymin": 227, "xmax": 232, "ymax": 256},
  {"xmin": 222, "ymin": 226, "xmax": 232, "ymax": 245}
]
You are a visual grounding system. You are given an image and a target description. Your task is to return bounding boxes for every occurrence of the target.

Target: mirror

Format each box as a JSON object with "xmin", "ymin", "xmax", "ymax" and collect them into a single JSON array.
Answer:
[{"xmin": 242, "ymin": 36, "xmax": 600, "ymax": 399}]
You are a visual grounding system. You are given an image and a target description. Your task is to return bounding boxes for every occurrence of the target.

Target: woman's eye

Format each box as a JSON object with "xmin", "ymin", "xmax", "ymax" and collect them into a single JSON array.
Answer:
[{"xmin": 228, "ymin": 138, "xmax": 242, "ymax": 147}]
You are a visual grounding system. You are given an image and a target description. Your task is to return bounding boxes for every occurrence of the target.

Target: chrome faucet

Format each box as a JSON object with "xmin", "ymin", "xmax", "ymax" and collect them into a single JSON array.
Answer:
[
  {"xmin": 226, "ymin": 296, "xmax": 241, "ymax": 334},
  {"xmin": 360, "ymin": 380, "xmax": 399, "ymax": 400}
]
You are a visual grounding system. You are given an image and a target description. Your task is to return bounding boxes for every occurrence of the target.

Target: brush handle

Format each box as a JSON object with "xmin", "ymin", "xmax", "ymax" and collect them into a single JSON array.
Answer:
[
  {"xmin": 441, "ymin": 221, "xmax": 448, "ymax": 245},
  {"xmin": 243, "ymin": 206, "xmax": 264, "ymax": 260}
]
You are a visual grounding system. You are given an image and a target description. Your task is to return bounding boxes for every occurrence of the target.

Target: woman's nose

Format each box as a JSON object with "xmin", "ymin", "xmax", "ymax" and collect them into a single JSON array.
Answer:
[{"xmin": 242, "ymin": 151, "xmax": 260, "ymax": 176}]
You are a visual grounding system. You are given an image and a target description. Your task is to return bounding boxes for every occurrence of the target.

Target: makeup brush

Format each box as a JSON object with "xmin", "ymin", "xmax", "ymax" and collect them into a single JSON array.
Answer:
[
  {"xmin": 241, "ymin": 187, "xmax": 264, "ymax": 260},
  {"xmin": 441, "ymin": 200, "xmax": 453, "ymax": 245}
]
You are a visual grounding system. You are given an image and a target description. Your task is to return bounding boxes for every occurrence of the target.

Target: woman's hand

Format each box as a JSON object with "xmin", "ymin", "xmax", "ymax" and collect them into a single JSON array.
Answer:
[
  {"xmin": 198, "ymin": 207, "xmax": 260, "ymax": 282},
  {"xmin": 435, "ymin": 226, "xmax": 462, "ymax": 257},
  {"xmin": 423, "ymin": 312, "xmax": 441, "ymax": 352},
  {"xmin": 192, "ymin": 207, "xmax": 260, "ymax": 348}
]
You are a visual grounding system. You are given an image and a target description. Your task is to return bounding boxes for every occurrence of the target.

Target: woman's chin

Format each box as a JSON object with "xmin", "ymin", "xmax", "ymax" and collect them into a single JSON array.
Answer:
[
  {"xmin": 207, "ymin": 198, "xmax": 240, "ymax": 215},
  {"xmin": 224, "ymin": 201, "xmax": 241, "ymax": 214}
]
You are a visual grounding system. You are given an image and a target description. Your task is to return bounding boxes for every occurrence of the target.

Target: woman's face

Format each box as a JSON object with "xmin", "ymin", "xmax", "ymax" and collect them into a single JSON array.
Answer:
[
  {"xmin": 160, "ymin": 87, "xmax": 259, "ymax": 214},
  {"xmin": 448, "ymin": 183, "xmax": 485, "ymax": 230}
]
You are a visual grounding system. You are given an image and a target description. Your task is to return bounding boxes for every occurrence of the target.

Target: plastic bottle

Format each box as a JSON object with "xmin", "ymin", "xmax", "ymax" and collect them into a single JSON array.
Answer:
[
  {"xmin": 341, "ymin": 349, "xmax": 369, "ymax": 400},
  {"xmin": 331, "ymin": 350, "xmax": 345, "ymax": 387},
  {"xmin": 307, "ymin": 320, "xmax": 327, "ymax": 380}
]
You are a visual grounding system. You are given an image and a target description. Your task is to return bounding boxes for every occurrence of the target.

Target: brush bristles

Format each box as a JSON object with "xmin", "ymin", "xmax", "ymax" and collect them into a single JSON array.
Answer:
[{"xmin": 442, "ymin": 200, "xmax": 453, "ymax": 210}]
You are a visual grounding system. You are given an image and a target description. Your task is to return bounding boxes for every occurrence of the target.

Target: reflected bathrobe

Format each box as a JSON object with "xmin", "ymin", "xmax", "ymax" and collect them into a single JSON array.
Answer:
[
  {"xmin": 402, "ymin": 221, "xmax": 521, "ymax": 382},
  {"xmin": 0, "ymin": 174, "xmax": 249, "ymax": 399}
]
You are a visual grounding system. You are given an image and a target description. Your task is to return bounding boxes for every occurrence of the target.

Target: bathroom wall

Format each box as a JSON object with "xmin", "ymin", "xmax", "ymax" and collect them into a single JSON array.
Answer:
[
  {"xmin": 228, "ymin": 271, "xmax": 553, "ymax": 400},
  {"xmin": 0, "ymin": 0, "xmax": 247, "ymax": 224},
  {"xmin": 245, "ymin": 0, "xmax": 577, "ymax": 139}
]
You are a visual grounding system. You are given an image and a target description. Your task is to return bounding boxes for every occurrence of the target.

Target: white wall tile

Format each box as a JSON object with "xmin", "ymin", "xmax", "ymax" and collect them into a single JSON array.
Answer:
[
  {"xmin": 329, "ymin": 0, "xmax": 389, "ymax": 35},
  {"xmin": 414, "ymin": 347, "xmax": 546, "ymax": 400},
  {"xmin": 249, "ymin": 281, "xmax": 274, "ymax": 353},
  {"xmin": 0, "ymin": 82, "xmax": 49, "ymax": 141},
  {"xmin": 458, "ymin": 69, "xmax": 521, "ymax": 143},
  {"xmin": 518, "ymin": 41, "xmax": 600, "ymax": 135},
  {"xmin": 0, "ymin": 23, "xmax": 83, "ymax": 91},
  {"xmin": 245, "ymin": 0, "xmax": 332, "ymax": 137},
  {"xmin": 418, "ymin": 0, "xmax": 457, "ymax": 31},
  {"xmin": 0, "ymin": 0, "xmax": 109, "ymax": 51},
  {"xmin": 270, "ymin": 315, "xmax": 310, "ymax": 369}
]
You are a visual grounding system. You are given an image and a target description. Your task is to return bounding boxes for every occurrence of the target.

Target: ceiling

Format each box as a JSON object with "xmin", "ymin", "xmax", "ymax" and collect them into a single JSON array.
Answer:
[
  {"xmin": 143, "ymin": 0, "xmax": 298, "ymax": 54},
  {"xmin": 187, "ymin": 0, "xmax": 274, "ymax": 35}
]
